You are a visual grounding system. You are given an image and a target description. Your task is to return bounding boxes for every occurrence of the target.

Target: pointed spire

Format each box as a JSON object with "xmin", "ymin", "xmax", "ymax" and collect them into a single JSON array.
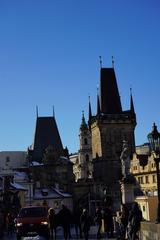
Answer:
[
  {"xmin": 112, "ymin": 56, "xmax": 115, "ymax": 68},
  {"xmin": 100, "ymin": 68, "xmax": 122, "ymax": 114},
  {"xmin": 130, "ymin": 88, "xmax": 135, "ymax": 114},
  {"xmin": 97, "ymin": 87, "xmax": 101, "ymax": 115},
  {"xmin": 36, "ymin": 106, "xmax": 39, "ymax": 118},
  {"xmin": 88, "ymin": 96, "xmax": 92, "ymax": 120},
  {"xmin": 53, "ymin": 105, "xmax": 55, "ymax": 118},
  {"xmin": 80, "ymin": 111, "xmax": 87, "ymax": 130}
]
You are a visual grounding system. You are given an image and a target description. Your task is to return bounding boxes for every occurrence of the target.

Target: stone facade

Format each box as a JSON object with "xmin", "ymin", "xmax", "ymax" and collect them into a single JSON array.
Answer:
[
  {"xmin": 89, "ymin": 67, "xmax": 136, "ymax": 210},
  {"xmin": 130, "ymin": 144, "xmax": 158, "ymax": 196}
]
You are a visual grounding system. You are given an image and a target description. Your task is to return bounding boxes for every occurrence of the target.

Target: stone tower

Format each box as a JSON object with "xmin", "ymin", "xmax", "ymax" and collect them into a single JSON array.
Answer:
[
  {"xmin": 78, "ymin": 112, "xmax": 93, "ymax": 179},
  {"xmin": 89, "ymin": 67, "xmax": 136, "ymax": 208}
]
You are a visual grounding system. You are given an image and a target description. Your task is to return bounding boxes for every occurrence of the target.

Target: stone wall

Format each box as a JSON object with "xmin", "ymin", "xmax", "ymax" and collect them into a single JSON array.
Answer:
[{"xmin": 140, "ymin": 221, "xmax": 160, "ymax": 240}]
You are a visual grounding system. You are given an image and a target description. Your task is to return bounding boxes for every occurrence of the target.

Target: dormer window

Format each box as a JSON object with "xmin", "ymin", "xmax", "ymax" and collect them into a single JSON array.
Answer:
[{"xmin": 41, "ymin": 189, "xmax": 48, "ymax": 196}]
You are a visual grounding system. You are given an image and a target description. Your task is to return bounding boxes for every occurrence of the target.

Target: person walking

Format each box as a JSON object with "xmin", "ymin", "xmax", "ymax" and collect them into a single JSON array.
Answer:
[
  {"xmin": 94, "ymin": 206, "xmax": 102, "ymax": 239},
  {"xmin": 80, "ymin": 209, "xmax": 91, "ymax": 240},
  {"xmin": 119, "ymin": 204, "xmax": 129, "ymax": 239},
  {"xmin": 103, "ymin": 206, "xmax": 114, "ymax": 238},
  {"xmin": 0, "ymin": 209, "xmax": 4, "ymax": 237},
  {"xmin": 127, "ymin": 202, "xmax": 142, "ymax": 240},
  {"xmin": 48, "ymin": 208, "xmax": 57, "ymax": 239},
  {"xmin": 58, "ymin": 204, "xmax": 72, "ymax": 240},
  {"xmin": 73, "ymin": 206, "xmax": 83, "ymax": 238},
  {"xmin": 6, "ymin": 212, "xmax": 14, "ymax": 236}
]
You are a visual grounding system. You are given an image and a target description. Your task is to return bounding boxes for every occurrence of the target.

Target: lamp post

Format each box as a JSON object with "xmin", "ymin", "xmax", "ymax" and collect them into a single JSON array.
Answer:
[{"xmin": 148, "ymin": 123, "xmax": 160, "ymax": 223}]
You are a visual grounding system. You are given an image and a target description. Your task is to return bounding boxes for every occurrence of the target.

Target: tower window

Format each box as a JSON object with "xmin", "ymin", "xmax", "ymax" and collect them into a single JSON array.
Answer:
[
  {"xmin": 84, "ymin": 138, "xmax": 88, "ymax": 145},
  {"xmin": 85, "ymin": 154, "xmax": 89, "ymax": 162}
]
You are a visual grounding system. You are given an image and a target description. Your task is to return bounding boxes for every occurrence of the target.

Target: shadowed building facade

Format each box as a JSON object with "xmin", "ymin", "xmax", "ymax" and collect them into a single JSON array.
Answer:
[
  {"xmin": 28, "ymin": 115, "xmax": 74, "ymax": 193},
  {"xmin": 89, "ymin": 67, "xmax": 136, "ymax": 209}
]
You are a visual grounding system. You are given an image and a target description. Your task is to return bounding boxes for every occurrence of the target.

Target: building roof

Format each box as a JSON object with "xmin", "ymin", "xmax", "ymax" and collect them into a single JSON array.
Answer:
[
  {"xmin": 33, "ymin": 187, "xmax": 72, "ymax": 200},
  {"xmin": 32, "ymin": 116, "xmax": 64, "ymax": 162},
  {"xmin": 100, "ymin": 68, "xmax": 122, "ymax": 114},
  {"xmin": 10, "ymin": 182, "xmax": 27, "ymax": 191}
]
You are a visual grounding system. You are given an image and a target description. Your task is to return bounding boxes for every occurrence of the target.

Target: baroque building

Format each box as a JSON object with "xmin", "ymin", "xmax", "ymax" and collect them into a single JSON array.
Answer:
[
  {"xmin": 70, "ymin": 112, "xmax": 92, "ymax": 181},
  {"xmin": 130, "ymin": 143, "xmax": 157, "ymax": 196}
]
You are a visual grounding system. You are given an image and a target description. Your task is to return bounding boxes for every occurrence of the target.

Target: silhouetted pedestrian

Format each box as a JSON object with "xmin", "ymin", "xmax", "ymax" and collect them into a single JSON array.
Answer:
[
  {"xmin": 103, "ymin": 206, "xmax": 114, "ymax": 238},
  {"xmin": 48, "ymin": 208, "xmax": 57, "ymax": 239},
  {"xmin": 0, "ymin": 209, "xmax": 4, "ymax": 237},
  {"xmin": 6, "ymin": 212, "xmax": 14, "ymax": 236},
  {"xmin": 73, "ymin": 206, "xmax": 83, "ymax": 238},
  {"xmin": 94, "ymin": 207, "xmax": 102, "ymax": 239},
  {"xmin": 119, "ymin": 204, "xmax": 129, "ymax": 239},
  {"xmin": 80, "ymin": 209, "xmax": 91, "ymax": 240},
  {"xmin": 127, "ymin": 202, "xmax": 142, "ymax": 240},
  {"xmin": 58, "ymin": 204, "xmax": 72, "ymax": 240}
]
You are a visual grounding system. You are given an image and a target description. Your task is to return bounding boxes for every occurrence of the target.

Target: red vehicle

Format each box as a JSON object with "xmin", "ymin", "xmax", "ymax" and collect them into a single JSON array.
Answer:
[{"xmin": 15, "ymin": 206, "xmax": 50, "ymax": 240}]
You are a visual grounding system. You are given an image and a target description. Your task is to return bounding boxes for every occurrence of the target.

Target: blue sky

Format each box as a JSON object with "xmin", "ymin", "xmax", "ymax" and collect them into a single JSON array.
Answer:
[{"xmin": 0, "ymin": 0, "xmax": 160, "ymax": 153}]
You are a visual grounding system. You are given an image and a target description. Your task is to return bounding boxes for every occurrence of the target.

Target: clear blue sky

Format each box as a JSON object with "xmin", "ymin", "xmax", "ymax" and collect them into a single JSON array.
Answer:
[{"xmin": 0, "ymin": 0, "xmax": 160, "ymax": 153}]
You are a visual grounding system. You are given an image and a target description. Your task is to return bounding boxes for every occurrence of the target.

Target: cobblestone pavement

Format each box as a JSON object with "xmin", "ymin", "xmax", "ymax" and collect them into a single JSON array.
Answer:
[{"xmin": 2, "ymin": 225, "xmax": 117, "ymax": 239}]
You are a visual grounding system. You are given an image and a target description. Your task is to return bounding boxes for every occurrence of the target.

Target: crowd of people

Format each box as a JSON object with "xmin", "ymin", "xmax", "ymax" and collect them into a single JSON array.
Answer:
[
  {"xmin": 115, "ymin": 202, "xmax": 142, "ymax": 240},
  {"xmin": 47, "ymin": 201, "xmax": 142, "ymax": 240},
  {"xmin": 0, "ymin": 201, "xmax": 142, "ymax": 239}
]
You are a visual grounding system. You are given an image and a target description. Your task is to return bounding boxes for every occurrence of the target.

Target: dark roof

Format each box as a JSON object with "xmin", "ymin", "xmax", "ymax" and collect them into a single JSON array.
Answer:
[
  {"xmin": 32, "ymin": 117, "xmax": 64, "ymax": 162},
  {"xmin": 100, "ymin": 68, "xmax": 122, "ymax": 114}
]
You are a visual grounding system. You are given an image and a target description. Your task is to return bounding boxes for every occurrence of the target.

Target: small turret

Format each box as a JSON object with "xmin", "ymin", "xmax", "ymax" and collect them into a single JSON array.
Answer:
[{"xmin": 80, "ymin": 111, "xmax": 88, "ymax": 130}]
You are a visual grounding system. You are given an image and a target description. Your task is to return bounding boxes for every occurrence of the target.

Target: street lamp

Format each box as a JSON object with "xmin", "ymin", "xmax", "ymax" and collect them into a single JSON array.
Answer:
[{"xmin": 148, "ymin": 123, "xmax": 160, "ymax": 223}]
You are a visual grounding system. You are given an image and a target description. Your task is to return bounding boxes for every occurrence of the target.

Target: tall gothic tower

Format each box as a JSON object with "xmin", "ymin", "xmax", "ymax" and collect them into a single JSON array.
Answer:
[
  {"xmin": 89, "ymin": 67, "xmax": 136, "ymax": 208},
  {"xmin": 78, "ymin": 112, "xmax": 92, "ymax": 179}
]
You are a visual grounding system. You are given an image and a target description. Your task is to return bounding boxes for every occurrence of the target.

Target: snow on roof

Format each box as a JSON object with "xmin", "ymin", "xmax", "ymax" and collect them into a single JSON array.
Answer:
[
  {"xmin": 10, "ymin": 182, "xmax": 27, "ymax": 191},
  {"xmin": 53, "ymin": 188, "xmax": 72, "ymax": 197},
  {"xmin": 34, "ymin": 188, "xmax": 61, "ymax": 200},
  {"xmin": 59, "ymin": 156, "xmax": 72, "ymax": 164},
  {"xmin": 14, "ymin": 171, "xmax": 27, "ymax": 179},
  {"xmin": 30, "ymin": 161, "xmax": 44, "ymax": 166},
  {"xmin": 33, "ymin": 188, "xmax": 72, "ymax": 200}
]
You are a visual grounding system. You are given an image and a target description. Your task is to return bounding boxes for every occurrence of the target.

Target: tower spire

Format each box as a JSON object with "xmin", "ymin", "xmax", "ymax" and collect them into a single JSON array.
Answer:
[
  {"xmin": 130, "ymin": 88, "xmax": 135, "ymax": 114},
  {"xmin": 53, "ymin": 105, "xmax": 55, "ymax": 118},
  {"xmin": 36, "ymin": 106, "xmax": 39, "ymax": 118},
  {"xmin": 80, "ymin": 111, "xmax": 87, "ymax": 130},
  {"xmin": 112, "ymin": 56, "xmax": 115, "ymax": 68},
  {"xmin": 97, "ymin": 87, "xmax": 101, "ymax": 115},
  {"xmin": 100, "ymin": 68, "xmax": 122, "ymax": 114},
  {"xmin": 88, "ymin": 96, "xmax": 92, "ymax": 120}
]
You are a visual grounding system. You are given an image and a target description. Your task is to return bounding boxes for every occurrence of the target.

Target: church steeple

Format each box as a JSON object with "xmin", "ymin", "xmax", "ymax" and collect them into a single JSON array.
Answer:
[
  {"xmin": 80, "ymin": 111, "xmax": 88, "ymax": 130},
  {"xmin": 100, "ymin": 68, "xmax": 122, "ymax": 114}
]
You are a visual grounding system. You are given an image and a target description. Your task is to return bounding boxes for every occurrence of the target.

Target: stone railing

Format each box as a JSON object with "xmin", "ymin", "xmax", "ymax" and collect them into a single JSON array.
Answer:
[{"xmin": 140, "ymin": 221, "xmax": 160, "ymax": 240}]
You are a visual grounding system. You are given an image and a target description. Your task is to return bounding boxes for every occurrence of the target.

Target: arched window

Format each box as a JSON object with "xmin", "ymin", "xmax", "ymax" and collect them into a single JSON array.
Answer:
[
  {"xmin": 85, "ymin": 154, "xmax": 89, "ymax": 162},
  {"xmin": 84, "ymin": 138, "xmax": 88, "ymax": 145}
]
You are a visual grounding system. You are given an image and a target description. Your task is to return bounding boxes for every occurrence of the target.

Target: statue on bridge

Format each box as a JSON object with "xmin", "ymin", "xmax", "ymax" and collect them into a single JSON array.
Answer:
[{"xmin": 120, "ymin": 140, "xmax": 131, "ymax": 179}]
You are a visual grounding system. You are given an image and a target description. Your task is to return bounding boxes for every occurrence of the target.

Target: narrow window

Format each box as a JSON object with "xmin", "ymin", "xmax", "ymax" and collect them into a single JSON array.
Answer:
[{"xmin": 85, "ymin": 154, "xmax": 89, "ymax": 162}]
